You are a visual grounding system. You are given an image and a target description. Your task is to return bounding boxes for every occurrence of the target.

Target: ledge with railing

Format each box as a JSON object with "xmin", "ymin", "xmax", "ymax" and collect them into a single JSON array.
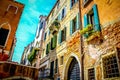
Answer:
[
  {"xmin": 80, "ymin": 24, "xmax": 101, "ymax": 43},
  {"xmin": 0, "ymin": 61, "xmax": 38, "ymax": 79},
  {"xmin": 49, "ymin": 20, "xmax": 60, "ymax": 35}
]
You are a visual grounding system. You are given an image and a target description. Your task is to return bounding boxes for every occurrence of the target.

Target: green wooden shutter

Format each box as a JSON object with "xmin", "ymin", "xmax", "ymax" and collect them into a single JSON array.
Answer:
[
  {"xmin": 70, "ymin": 20, "xmax": 73, "ymax": 35},
  {"xmin": 52, "ymin": 35, "xmax": 57, "ymax": 49},
  {"xmin": 76, "ymin": 12, "xmax": 80, "ymax": 30},
  {"xmin": 93, "ymin": 4, "xmax": 101, "ymax": 31}
]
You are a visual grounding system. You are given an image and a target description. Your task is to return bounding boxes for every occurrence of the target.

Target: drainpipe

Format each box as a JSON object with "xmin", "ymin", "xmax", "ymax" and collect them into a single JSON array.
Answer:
[{"xmin": 78, "ymin": 0, "xmax": 84, "ymax": 80}]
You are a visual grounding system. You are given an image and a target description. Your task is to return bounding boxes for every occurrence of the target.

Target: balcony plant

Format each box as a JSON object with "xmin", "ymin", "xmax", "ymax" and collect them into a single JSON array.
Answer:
[
  {"xmin": 80, "ymin": 24, "xmax": 101, "ymax": 43},
  {"xmin": 49, "ymin": 20, "xmax": 60, "ymax": 35},
  {"xmin": 28, "ymin": 48, "xmax": 38, "ymax": 62},
  {"xmin": 80, "ymin": 24, "xmax": 93, "ymax": 35}
]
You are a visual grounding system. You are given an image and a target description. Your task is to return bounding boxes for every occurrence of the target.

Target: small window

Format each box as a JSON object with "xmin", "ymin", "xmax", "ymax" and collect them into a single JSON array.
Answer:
[
  {"xmin": 88, "ymin": 11, "xmax": 94, "ymax": 25},
  {"xmin": 72, "ymin": 17, "xmax": 77, "ymax": 33},
  {"xmin": 37, "ymin": 22, "xmax": 43, "ymax": 38},
  {"xmin": 71, "ymin": 0, "xmax": 77, "ymax": 7},
  {"xmin": 44, "ymin": 32, "xmax": 47, "ymax": 40},
  {"xmin": 0, "ymin": 28, "xmax": 9, "ymax": 46},
  {"xmin": 61, "ymin": 7, "xmax": 66, "ymax": 19},
  {"xmin": 88, "ymin": 68, "xmax": 95, "ymax": 80},
  {"xmin": 60, "ymin": 56, "xmax": 64, "ymax": 65},
  {"xmin": 102, "ymin": 54, "xmax": 120, "ymax": 78},
  {"xmin": 61, "ymin": 27, "xmax": 66, "ymax": 42},
  {"xmin": 55, "ymin": 59, "xmax": 58, "ymax": 73}
]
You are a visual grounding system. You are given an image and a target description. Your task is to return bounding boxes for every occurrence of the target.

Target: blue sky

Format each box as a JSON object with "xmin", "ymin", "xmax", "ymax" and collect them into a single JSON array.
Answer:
[{"xmin": 12, "ymin": 0, "xmax": 56, "ymax": 63}]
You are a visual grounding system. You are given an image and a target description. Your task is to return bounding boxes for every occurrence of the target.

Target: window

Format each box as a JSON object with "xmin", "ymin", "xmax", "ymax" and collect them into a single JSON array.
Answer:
[
  {"xmin": 50, "ymin": 61, "xmax": 54, "ymax": 77},
  {"xmin": 70, "ymin": 0, "xmax": 78, "ymax": 8},
  {"xmin": 88, "ymin": 11, "xmax": 94, "ymax": 25},
  {"xmin": 72, "ymin": 17, "xmax": 77, "ymax": 33},
  {"xmin": 58, "ymin": 27, "xmax": 66, "ymax": 44},
  {"xmin": 61, "ymin": 27, "xmax": 66, "ymax": 42},
  {"xmin": 37, "ymin": 22, "xmax": 43, "ymax": 37},
  {"xmin": 102, "ymin": 54, "xmax": 120, "ymax": 78},
  {"xmin": 61, "ymin": 7, "xmax": 66, "ymax": 19},
  {"xmin": 55, "ymin": 59, "xmax": 58, "ymax": 73},
  {"xmin": 84, "ymin": 4, "xmax": 100, "ymax": 31},
  {"xmin": 44, "ymin": 32, "xmax": 47, "ymax": 40},
  {"xmin": 88, "ymin": 68, "xmax": 95, "ymax": 80},
  {"xmin": 70, "ymin": 13, "xmax": 80, "ymax": 35},
  {"xmin": 60, "ymin": 56, "xmax": 64, "ymax": 65},
  {"xmin": 0, "ymin": 28, "xmax": 9, "ymax": 46},
  {"xmin": 83, "ymin": 4, "xmax": 100, "ymax": 38}
]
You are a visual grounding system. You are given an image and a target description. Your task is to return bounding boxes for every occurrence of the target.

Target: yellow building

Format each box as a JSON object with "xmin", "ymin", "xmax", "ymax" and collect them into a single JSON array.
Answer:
[
  {"xmin": 40, "ymin": 0, "xmax": 81, "ymax": 80},
  {"xmin": 79, "ymin": 0, "xmax": 120, "ymax": 80},
  {"xmin": 40, "ymin": 0, "xmax": 120, "ymax": 80}
]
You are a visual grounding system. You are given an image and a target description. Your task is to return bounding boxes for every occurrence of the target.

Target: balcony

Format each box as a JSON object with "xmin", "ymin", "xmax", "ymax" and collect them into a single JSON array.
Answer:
[
  {"xmin": 80, "ymin": 24, "xmax": 101, "ymax": 44},
  {"xmin": 49, "ymin": 20, "xmax": 60, "ymax": 35},
  {"xmin": 0, "ymin": 61, "xmax": 38, "ymax": 79}
]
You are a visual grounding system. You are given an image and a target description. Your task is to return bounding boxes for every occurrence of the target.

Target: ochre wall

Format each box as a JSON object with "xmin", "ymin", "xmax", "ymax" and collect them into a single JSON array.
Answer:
[
  {"xmin": 79, "ymin": 0, "xmax": 120, "ymax": 80},
  {"xmin": 0, "ymin": 0, "xmax": 24, "ymax": 53}
]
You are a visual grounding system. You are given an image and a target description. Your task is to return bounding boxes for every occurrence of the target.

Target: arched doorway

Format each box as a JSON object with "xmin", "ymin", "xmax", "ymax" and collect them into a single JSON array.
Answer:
[{"xmin": 68, "ymin": 57, "xmax": 80, "ymax": 80}]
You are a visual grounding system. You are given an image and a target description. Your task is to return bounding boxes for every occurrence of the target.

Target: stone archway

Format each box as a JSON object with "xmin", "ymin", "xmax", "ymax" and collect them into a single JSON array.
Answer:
[
  {"xmin": 68, "ymin": 57, "xmax": 80, "ymax": 80},
  {"xmin": 63, "ymin": 54, "xmax": 81, "ymax": 80}
]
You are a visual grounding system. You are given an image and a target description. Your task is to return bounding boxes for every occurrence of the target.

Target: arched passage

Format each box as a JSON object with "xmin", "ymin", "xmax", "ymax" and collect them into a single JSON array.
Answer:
[
  {"xmin": 68, "ymin": 57, "xmax": 80, "ymax": 80},
  {"xmin": 63, "ymin": 54, "xmax": 81, "ymax": 80}
]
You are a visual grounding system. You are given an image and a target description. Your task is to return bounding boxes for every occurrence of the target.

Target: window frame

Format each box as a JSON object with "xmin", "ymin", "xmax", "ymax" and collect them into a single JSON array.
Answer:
[
  {"xmin": 61, "ymin": 27, "xmax": 66, "ymax": 43},
  {"xmin": 60, "ymin": 56, "xmax": 64, "ymax": 65},
  {"xmin": 87, "ymin": 67, "xmax": 96, "ymax": 80},
  {"xmin": 101, "ymin": 48, "xmax": 120, "ymax": 79},
  {"xmin": 0, "ymin": 28, "xmax": 10, "ymax": 47}
]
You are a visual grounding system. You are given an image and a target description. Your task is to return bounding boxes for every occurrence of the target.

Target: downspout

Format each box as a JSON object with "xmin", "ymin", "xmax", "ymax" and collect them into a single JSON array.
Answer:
[{"xmin": 78, "ymin": 0, "xmax": 84, "ymax": 80}]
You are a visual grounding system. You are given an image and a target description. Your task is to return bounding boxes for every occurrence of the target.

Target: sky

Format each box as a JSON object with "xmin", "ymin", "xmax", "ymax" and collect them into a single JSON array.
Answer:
[{"xmin": 12, "ymin": 0, "xmax": 56, "ymax": 63}]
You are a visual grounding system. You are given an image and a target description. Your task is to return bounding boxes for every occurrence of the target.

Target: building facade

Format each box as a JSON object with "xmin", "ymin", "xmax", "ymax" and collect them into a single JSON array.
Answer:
[
  {"xmin": 79, "ymin": 0, "xmax": 120, "ymax": 80},
  {"xmin": 41, "ymin": 0, "xmax": 80, "ymax": 80},
  {"xmin": 21, "ymin": 42, "xmax": 34, "ymax": 66},
  {"xmin": 0, "ymin": 0, "xmax": 24, "ymax": 61},
  {"xmin": 21, "ymin": 15, "xmax": 47, "ymax": 68}
]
